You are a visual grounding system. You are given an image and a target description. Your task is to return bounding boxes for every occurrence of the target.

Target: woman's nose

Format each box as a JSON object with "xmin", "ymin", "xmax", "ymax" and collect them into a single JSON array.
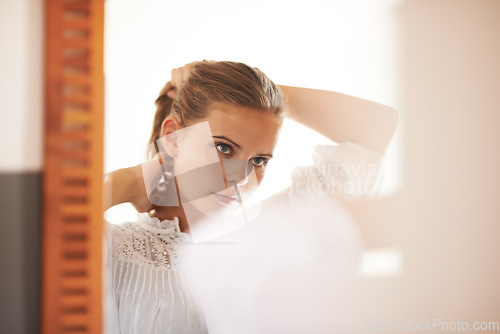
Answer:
[{"xmin": 222, "ymin": 159, "xmax": 252, "ymax": 187}]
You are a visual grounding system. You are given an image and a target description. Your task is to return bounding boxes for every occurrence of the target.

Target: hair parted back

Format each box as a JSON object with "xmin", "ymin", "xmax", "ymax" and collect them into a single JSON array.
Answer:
[{"xmin": 149, "ymin": 61, "xmax": 285, "ymax": 155}]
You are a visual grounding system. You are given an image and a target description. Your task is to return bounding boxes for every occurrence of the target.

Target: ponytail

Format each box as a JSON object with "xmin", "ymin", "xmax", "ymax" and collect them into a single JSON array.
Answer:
[{"xmin": 149, "ymin": 82, "xmax": 174, "ymax": 157}]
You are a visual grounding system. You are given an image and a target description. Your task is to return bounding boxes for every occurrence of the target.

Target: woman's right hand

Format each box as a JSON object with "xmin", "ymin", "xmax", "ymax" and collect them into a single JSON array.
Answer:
[{"xmin": 167, "ymin": 60, "xmax": 215, "ymax": 99}]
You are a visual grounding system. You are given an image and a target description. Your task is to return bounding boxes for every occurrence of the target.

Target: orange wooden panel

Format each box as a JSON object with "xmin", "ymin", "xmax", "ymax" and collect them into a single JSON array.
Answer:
[
  {"xmin": 62, "ymin": 75, "xmax": 92, "ymax": 86},
  {"xmin": 62, "ymin": 93, "xmax": 91, "ymax": 103},
  {"xmin": 42, "ymin": 0, "xmax": 104, "ymax": 333},
  {"xmin": 60, "ymin": 187, "xmax": 90, "ymax": 198},
  {"xmin": 60, "ymin": 294, "xmax": 89, "ymax": 307},
  {"xmin": 62, "ymin": 39, "xmax": 91, "ymax": 49},
  {"xmin": 60, "ymin": 259, "xmax": 88, "ymax": 271},
  {"xmin": 60, "ymin": 168, "xmax": 91, "ymax": 179}
]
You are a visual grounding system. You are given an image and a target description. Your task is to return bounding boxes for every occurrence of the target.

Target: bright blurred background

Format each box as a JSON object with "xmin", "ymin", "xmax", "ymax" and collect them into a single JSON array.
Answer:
[
  {"xmin": 2, "ymin": 0, "xmax": 500, "ymax": 332},
  {"xmin": 103, "ymin": 0, "xmax": 402, "ymax": 223}
]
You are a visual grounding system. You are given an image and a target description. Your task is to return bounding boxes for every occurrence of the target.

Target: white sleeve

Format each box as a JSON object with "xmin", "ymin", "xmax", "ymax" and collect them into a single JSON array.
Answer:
[
  {"xmin": 264, "ymin": 141, "xmax": 385, "ymax": 209},
  {"xmin": 290, "ymin": 141, "xmax": 384, "ymax": 200}
]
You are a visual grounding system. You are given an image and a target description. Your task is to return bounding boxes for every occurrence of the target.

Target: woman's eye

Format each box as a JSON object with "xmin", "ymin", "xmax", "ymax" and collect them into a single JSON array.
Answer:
[
  {"xmin": 216, "ymin": 143, "xmax": 232, "ymax": 154},
  {"xmin": 252, "ymin": 157, "xmax": 268, "ymax": 167}
]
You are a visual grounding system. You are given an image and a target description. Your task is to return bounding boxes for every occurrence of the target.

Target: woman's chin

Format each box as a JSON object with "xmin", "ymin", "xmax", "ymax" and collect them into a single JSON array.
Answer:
[{"xmin": 180, "ymin": 189, "xmax": 262, "ymax": 243}]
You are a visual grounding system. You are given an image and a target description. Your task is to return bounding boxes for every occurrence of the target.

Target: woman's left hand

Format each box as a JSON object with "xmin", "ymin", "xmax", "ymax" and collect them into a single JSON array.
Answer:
[{"xmin": 103, "ymin": 164, "xmax": 156, "ymax": 213}]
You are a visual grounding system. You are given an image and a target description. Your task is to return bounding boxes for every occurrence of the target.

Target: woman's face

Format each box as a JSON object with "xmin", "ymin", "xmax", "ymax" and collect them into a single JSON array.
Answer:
[
  {"xmin": 168, "ymin": 102, "xmax": 282, "ymax": 216},
  {"xmin": 202, "ymin": 102, "xmax": 282, "ymax": 185}
]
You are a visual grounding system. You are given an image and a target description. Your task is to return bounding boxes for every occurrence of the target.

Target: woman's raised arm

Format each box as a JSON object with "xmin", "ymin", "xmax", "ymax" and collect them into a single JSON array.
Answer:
[
  {"xmin": 103, "ymin": 165, "xmax": 154, "ymax": 213},
  {"xmin": 278, "ymin": 85, "xmax": 398, "ymax": 154}
]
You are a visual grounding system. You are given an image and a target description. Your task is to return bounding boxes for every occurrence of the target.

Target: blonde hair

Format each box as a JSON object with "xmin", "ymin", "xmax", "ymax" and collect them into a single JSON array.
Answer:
[{"xmin": 149, "ymin": 61, "xmax": 284, "ymax": 155}]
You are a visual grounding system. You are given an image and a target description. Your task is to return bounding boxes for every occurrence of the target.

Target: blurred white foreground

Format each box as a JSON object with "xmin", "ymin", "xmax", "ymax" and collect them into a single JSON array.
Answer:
[{"xmin": 183, "ymin": 197, "xmax": 372, "ymax": 334}]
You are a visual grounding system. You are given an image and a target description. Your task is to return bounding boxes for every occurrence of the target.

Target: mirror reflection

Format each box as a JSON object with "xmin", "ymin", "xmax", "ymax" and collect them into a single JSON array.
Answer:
[{"xmin": 103, "ymin": 1, "xmax": 400, "ymax": 333}]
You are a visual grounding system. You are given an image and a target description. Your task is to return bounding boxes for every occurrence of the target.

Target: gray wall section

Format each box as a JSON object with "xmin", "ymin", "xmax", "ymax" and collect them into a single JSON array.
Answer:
[{"xmin": 0, "ymin": 172, "xmax": 41, "ymax": 334}]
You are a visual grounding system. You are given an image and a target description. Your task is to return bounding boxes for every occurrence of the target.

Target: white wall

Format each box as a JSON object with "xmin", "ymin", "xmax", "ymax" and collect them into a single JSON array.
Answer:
[
  {"xmin": 0, "ymin": 0, "xmax": 44, "ymax": 172},
  {"xmin": 0, "ymin": 1, "xmax": 43, "ymax": 332},
  {"xmin": 395, "ymin": 0, "xmax": 500, "ymax": 320}
]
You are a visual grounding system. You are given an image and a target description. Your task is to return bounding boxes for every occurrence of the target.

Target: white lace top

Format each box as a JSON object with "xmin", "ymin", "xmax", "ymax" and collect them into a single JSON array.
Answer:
[
  {"xmin": 104, "ymin": 141, "xmax": 383, "ymax": 334},
  {"xmin": 104, "ymin": 214, "xmax": 208, "ymax": 334}
]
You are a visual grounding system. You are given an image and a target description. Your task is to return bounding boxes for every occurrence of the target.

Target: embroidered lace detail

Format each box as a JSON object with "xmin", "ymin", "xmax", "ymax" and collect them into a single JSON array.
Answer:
[
  {"xmin": 137, "ymin": 213, "xmax": 182, "ymax": 231},
  {"xmin": 111, "ymin": 214, "xmax": 191, "ymax": 269}
]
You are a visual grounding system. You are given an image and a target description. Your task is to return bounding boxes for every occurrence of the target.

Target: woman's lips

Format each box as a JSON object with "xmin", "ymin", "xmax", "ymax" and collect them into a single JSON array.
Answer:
[{"xmin": 211, "ymin": 192, "xmax": 241, "ymax": 207}]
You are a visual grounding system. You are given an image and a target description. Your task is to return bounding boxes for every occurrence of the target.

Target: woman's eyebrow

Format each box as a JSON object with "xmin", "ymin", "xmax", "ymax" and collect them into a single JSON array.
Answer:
[{"xmin": 212, "ymin": 135, "xmax": 241, "ymax": 149}]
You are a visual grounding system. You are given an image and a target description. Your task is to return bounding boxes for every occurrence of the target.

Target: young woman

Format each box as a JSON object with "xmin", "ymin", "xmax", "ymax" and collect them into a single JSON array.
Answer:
[{"xmin": 104, "ymin": 60, "xmax": 398, "ymax": 333}]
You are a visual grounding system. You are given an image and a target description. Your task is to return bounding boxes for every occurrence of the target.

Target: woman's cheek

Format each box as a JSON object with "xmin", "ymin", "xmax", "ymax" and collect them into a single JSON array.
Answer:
[{"xmin": 254, "ymin": 168, "xmax": 265, "ymax": 185}]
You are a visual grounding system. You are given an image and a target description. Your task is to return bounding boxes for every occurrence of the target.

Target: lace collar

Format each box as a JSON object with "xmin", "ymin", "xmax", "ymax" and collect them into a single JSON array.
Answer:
[{"xmin": 135, "ymin": 212, "xmax": 183, "ymax": 235}]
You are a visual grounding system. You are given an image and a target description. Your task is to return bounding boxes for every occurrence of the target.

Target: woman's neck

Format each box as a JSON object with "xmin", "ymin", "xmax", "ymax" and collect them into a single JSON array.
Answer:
[
  {"xmin": 149, "ymin": 205, "xmax": 190, "ymax": 234},
  {"xmin": 148, "ymin": 177, "xmax": 191, "ymax": 233}
]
